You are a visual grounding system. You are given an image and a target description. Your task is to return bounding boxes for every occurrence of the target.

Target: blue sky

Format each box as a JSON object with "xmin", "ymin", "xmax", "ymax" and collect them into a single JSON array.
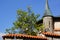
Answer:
[{"xmin": 0, "ymin": 0, "xmax": 60, "ymax": 39}]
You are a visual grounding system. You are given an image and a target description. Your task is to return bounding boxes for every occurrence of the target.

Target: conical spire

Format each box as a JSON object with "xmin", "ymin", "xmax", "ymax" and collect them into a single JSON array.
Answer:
[
  {"xmin": 44, "ymin": 0, "xmax": 52, "ymax": 17},
  {"xmin": 46, "ymin": 0, "xmax": 49, "ymax": 10}
]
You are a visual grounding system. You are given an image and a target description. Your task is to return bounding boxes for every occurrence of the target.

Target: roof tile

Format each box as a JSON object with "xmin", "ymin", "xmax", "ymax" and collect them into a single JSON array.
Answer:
[
  {"xmin": 2, "ymin": 34, "xmax": 47, "ymax": 40},
  {"xmin": 42, "ymin": 32, "xmax": 60, "ymax": 37}
]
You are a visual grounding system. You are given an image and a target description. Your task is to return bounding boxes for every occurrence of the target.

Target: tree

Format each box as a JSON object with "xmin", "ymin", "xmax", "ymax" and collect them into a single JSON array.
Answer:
[{"xmin": 6, "ymin": 7, "xmax": 44, "ymax": 35}]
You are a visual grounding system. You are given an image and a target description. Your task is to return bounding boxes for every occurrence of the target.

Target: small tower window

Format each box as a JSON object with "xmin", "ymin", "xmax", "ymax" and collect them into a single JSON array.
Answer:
[{"xmin": 49, "ymin": 21, "xmax": 50, "ymax": 28}]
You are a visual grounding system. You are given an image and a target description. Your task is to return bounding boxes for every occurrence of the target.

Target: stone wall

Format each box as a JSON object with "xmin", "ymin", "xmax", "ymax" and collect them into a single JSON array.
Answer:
[{"xmin": 43, "ymin": 16, "xmax": 53, "ymax": 32}]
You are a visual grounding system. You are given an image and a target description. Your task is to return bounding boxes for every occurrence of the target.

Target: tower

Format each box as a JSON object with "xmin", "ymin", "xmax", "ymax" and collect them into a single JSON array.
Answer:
[{"xmin": 43, "ymin": 0, "xmax": 53, "ymax": 32}]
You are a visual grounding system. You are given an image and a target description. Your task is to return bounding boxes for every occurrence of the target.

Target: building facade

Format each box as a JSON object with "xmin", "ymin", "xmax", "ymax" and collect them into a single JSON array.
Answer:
[
  {"xmin": 37, "ymin": 0, "xmax": 60, "ymax": 40},
  {"xmin": 43, "ymin": 0, "xmax": 60, "ymax": 40},
  {"xmin": 43, "ymin": 0, "xmax": 60, "ymax": 34},
  {"xmin": 2, "ymin": 0, "xmax": 60, "ymax": 40}
]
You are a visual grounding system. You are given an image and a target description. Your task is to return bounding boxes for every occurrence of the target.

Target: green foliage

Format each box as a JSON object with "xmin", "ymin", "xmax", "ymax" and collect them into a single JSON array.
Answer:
[
  {"xmin": 6, "ymin": 7, "xmax": 44, "ymax": 35},
  {"xmin": 36, "ymin": 24, "xmax": 44, "ymax": 32}
]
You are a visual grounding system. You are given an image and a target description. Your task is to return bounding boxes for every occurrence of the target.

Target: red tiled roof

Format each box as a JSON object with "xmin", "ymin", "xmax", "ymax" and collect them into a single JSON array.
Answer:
[
  {"xmin": 2, "ymin": 34, "xmax": 47, "ymax": 40},
  {"xmin": 42, "ymin": 32, "xmax": 60, "ymax": 37}
]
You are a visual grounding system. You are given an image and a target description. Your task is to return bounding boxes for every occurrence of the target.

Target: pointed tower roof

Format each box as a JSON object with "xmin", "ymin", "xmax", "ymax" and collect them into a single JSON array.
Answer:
[{"xmin": 44, "ymin": 0, "xmax": 52, "ymax": 17}]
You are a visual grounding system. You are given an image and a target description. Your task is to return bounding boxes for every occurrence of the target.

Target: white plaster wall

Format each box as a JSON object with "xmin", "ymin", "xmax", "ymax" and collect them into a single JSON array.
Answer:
[
  {"xmin": 47, "ymin": 37, "xmax": 52, "ymax": 40},
  {"xmin": 47, "ymin": 37, "xmax": 60, "ymax": 40},
  {"xmin": 54, "ymin": 31, "xmax": 60, "ymax": 34},
  {"xmin": 5, "ymin": 38, "xmax": 13, "ymax": 40},
  {"xmin": 17, "ymin": 39, "xmax": 23, "ymax": 40},
  {"xmin": 54, "ymin": 22, "xmax": 60, "ymax": 29},
  {"xmin": 53, "ymin": 38, "xmax": 60, "ymax": 40},
  {"xmin": 5, "ymin": 38, "xmax": 23, "ymax": 40}
]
